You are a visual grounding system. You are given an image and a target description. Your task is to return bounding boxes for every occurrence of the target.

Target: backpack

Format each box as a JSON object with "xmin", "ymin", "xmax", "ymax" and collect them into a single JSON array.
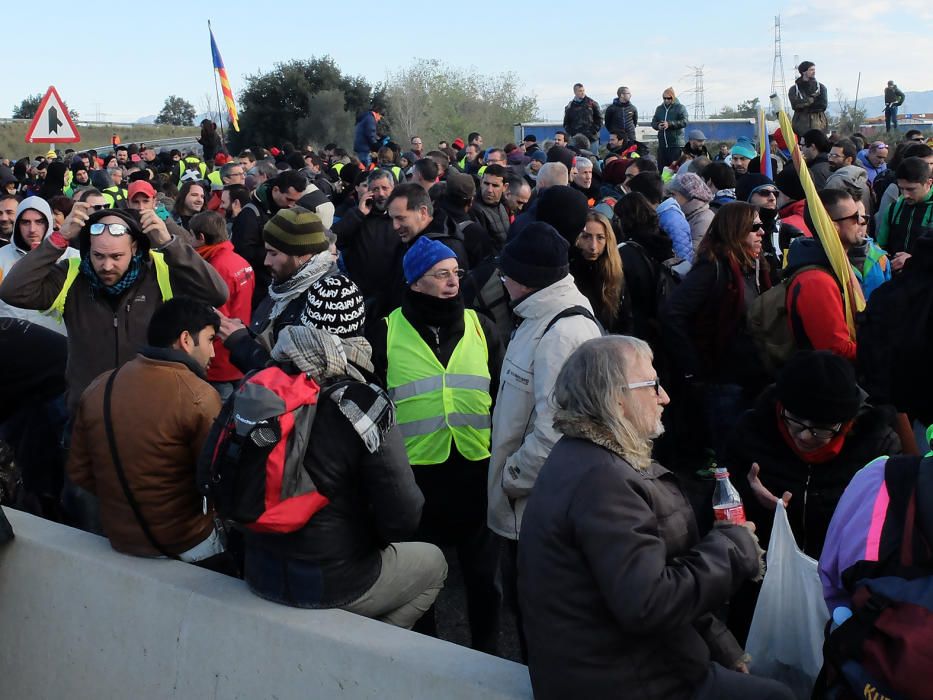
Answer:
[
  {"xmin": 543, "ymin": 305, "xmax": 601, "ymax": 336},
  {"xmin": 746, "ymin": 264, "xmax": 823, "ymax": 377},
  {"xmin": 463, "ymin": 256, "xmax": 514, "ymax": 344},
  {"xmin": 815, "ymin": 455, "xmax": 933, "ymax": 700},
  {"xmin": 197, "ymin": 367, "xmax": 339, "ymax": 534},
  {"xmin": 620, "ymin": 240, "xmax": 690, "ymax": 318}
]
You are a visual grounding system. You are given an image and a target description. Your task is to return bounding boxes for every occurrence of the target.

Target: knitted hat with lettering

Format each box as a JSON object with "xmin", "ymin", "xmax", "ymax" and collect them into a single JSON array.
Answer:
[
  {"xmin": 262, "ymin": 206, "xmax": 328, "ymax": 256},
  {"xmin": 299, "ymin": 274, "xmax": 365, "ymax": 337}
]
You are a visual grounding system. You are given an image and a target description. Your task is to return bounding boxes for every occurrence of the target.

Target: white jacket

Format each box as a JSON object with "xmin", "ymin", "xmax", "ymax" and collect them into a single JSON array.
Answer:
[
  {"xmin": 487, "ymin": 275, "xmax": 601, "ymax": 539},
  {"xmin": 0, "ymin": 197, "xmax": 78, "ymax": 335}
]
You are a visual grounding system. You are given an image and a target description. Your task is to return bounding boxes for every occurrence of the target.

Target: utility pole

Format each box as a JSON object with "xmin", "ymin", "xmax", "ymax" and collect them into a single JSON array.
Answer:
[
  {"xmin": 691, "ymin": 66, "xmax": 706, "ymax": 120},
  {"xmin": 770, "ymin": 16, "xmax": 787, "ymax": 108}
]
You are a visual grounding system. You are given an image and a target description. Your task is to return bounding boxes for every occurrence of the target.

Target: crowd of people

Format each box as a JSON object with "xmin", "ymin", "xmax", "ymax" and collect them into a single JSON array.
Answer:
[{"xmin": 1, "ymin": 66, "xmax": 932, "ymax": 700}]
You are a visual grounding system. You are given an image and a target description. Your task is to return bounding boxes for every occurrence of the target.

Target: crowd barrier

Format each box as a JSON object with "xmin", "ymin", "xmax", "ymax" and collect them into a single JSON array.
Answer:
[{"xmin": 0, "ymin": 508, "xmax": 532, "ymax": 699}]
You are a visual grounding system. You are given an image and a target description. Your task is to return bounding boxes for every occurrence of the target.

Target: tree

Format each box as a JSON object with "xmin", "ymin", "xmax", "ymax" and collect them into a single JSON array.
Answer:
[
  {"xmin": 12, "ymin": 93, "xmax": 79, "ymax": 121},
  {"xmin": 713, "ymin": 98, "xmax": 761, "ymax": 119},
  {"xmin": 830, "ymin": 90, "xmax": 867, "ymax": 137},
  {"xmin": 383, "ymin": 59, "xmax": 538, "ymax": 147},
  {"xmin": 155, "ymin": 96, "xmax": 196, "ymax": 126},
  {"xmin": 230, "ymin": 56, "xmax": 380, "ymax": 153}
]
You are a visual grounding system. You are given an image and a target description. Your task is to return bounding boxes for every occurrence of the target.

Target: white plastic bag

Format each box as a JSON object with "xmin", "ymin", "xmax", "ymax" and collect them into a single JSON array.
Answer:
[{"xmin": 745, "ymin": 501, "xmax": 829, "ymax": 699}]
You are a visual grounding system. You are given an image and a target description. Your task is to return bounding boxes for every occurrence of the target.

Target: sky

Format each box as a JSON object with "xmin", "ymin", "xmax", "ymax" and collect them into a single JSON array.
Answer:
[{"xmin": 7, "ymin": 1, "xmax": 932, "ymax": 126}]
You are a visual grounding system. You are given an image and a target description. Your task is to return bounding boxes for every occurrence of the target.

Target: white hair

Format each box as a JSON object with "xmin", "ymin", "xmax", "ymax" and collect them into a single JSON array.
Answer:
[{"xmin": 536, "ymin": 162, "xmax": 569, "ymax": 189}]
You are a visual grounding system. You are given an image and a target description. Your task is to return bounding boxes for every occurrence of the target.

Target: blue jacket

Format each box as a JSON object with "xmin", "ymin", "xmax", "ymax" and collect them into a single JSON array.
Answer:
[
  {"xmin": 353, "ymin": 111, "xmax": 378, "ymax": 154},
  {"xmin": 856, "ymin": 150, "xmax": 887, "ymax": 185},
  {"xmin": 657, "ymin": 197, "xmax": 693, "ymax": 262}
]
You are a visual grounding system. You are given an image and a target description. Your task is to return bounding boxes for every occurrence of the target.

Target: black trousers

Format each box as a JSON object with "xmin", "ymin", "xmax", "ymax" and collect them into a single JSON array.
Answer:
[{"xmin": 410, "ymin": 457, "xmax": 502, "ymax": 654}]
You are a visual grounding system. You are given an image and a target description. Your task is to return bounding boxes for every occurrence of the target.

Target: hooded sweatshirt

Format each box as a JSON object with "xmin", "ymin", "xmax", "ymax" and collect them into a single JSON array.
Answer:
[{"xmin": 0, "ymin": 196, "xmax": 79, "ymax": 333}]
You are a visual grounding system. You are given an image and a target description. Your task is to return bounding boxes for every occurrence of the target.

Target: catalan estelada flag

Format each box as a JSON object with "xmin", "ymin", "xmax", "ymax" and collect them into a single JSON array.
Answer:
[
  {"xmin": 778, "ymin": 109, "xmax": 864, "ymax": 338},
  {"xmin": 210, "ymin": 26, "xmax": 239, "ymax": 132}
]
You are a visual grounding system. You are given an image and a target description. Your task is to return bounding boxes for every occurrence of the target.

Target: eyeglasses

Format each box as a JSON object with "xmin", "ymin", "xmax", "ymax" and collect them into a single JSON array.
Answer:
[
  {"xmin": 663, "ymin": 97, "xmax": 673, "ymax": 101},
  {"xmin": 749, "ymin": 222, "xmax": 764, "ymax": 233},
  {"xmin": 89, "ymin": 222, "xmax": 130, "ymax": 236},
  {"xmin": 781, "ymin": 410, "xmax": 842, "ymax": 440},
  {"xmin": 831, "ymin": 212, "xmax": 870, "ymax": 225},
  {"xmin": 424, "ymin": 268, "xmax": 465, "ymax": 280},
  {"xmin": 625, "ymin": 379, "xmax": 662, "ymax": 395},
  {"xmin": 89, "ymin": 204, "xmax": 108, "ymax": 212}
]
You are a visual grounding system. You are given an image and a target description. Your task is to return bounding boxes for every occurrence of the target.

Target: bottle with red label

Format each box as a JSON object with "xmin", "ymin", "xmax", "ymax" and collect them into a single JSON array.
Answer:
[{"xmin": 712, "ymin": 467, "xmax": 746, "ymax": 524}]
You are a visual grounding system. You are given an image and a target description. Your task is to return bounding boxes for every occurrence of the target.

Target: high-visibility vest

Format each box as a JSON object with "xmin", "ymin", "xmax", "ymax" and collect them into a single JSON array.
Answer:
[
  {"xmin": 385, "ymin": 308, "xmax": 492, "ymax": 464},
  {"xmin": 45, "ymin": 251, "xmax": 173, "ymax": 322},
  {"xmin": 207, "ymin": 170, "xmax": 222, "ymax": 188},
  {"xmin": 102, "ymin": 186, "xmax": 126, "ymax": 208},
  {"xmin": 175, "ymin": 156, "xmax": 207, "ymax": 185}
]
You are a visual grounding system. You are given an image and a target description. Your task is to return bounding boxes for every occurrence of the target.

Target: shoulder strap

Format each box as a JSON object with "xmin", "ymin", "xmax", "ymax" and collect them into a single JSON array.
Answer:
[
  {"xmin": 103, "ymin": 367, "xmax": 180, "ymax": 560},
  {"xmin": 543, "ymin": 305, "xmax": 598, "ymax": 336}
]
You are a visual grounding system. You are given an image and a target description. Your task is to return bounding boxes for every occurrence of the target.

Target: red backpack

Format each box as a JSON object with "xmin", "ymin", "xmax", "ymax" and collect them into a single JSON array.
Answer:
[{"xmin": 197, "ymin": 367, "xmax": 335, "ymax": 534}]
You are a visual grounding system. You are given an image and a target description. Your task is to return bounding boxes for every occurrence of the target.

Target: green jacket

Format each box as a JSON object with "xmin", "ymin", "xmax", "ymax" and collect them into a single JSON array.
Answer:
[{"xmin": 651, "ymin": 101, "xmax": 689, "ymax": 149}]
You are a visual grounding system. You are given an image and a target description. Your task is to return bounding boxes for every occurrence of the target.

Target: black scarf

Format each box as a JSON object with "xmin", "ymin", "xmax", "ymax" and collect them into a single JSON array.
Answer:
[{"xmin": 402, "ymin": 289, "xmax": 465, "ymax": 329}]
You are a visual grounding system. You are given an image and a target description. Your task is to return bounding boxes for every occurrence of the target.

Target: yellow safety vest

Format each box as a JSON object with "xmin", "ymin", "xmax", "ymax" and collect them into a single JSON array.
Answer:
[
  {"xmin": 385, "ymin": 308, "xmax": 492, "ymax": 465},
  {"xmin": 176, "ymin": 157, "xmax": 207, "ymax": 185},
  {"xmin": 207, "ymin": 170, "xmax": 222, "ymax": 188},
  {"xmin": 101, "ymin": 186, "xmax": 126, "ymax": 209},
  {"xmin": 45, "ymin": 251, "xmax": 173, "ymax": 322}
]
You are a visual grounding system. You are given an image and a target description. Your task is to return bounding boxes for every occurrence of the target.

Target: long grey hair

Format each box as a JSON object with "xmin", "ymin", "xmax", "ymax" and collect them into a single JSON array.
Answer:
[{"xmin": 552, "ymin": 335, "xmax": 655, "ymax": 469}]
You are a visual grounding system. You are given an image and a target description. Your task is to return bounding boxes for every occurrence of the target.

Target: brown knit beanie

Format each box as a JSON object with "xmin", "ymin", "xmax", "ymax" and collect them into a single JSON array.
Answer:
[{"xmin": 262, "ymin": 206, "xmax": 328, "ymax": 256}]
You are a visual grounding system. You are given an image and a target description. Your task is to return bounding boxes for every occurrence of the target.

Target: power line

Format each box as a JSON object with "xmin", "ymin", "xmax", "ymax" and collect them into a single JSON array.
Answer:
[
  {"xmin": 688, "ymin": 66, "xmax": 706, "ymax": 120},
  {"xmin": 770, "ymin": 15, "xmax": 787, "ymax": 108}
]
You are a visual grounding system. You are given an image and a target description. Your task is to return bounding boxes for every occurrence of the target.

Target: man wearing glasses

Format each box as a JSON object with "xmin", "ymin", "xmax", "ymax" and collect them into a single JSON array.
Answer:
[
  {"xmin": 0, "ymin": 201, "xmax": 227, "ymax": 419},
  {"xmin": 410, "ymin": 136, "xmax": 424, "ymax": 160},
  {"xmin": 721, "ymin": 350, "xmax": 900, "ymax": 639},
  {"xmin": 369, "ymin": 235, "xmax": 504, "ymax": 654},
  {"xmin": 0, "ymin": 196, "xmax": 79, "ymax": 333},
  {"xmin": 783, "ymin": 189, "xmax": 866, "ymax": 362}
]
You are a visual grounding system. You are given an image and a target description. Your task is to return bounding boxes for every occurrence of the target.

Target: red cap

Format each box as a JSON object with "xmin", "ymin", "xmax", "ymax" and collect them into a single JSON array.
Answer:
[
  {"xmin": 127, "ymin": 180, "xmax": 156, "ymax": 200},
  {"xmin": 270, "ymin": 147, "xmax": 281, "ymax": 157},
  {"xmin": 214, "ymin": 153, "xmax": 229, "ymax": 165},
  {"xmin": 452, "ymin": 138, "xmax": 465, "ymax": 149}
]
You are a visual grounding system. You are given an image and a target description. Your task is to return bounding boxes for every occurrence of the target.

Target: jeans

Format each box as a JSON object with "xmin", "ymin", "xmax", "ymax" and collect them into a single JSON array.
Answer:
[
  {"xmin": 885, "ymin": 106, "xmax": 898, "ymax": 131},
  {"xmin": 704, "ymin": 383, "xmax": 750, "ymax": 460},
  {"xmin": 657, "ymin": 144, "xmax": 683, "ymax": 169},
  {"xmin": 692, "ymin": 663, "xmax": 795, "ymax": 700},
  {"xmin": 356, "ymin": 151, "xmax": 372, "ymax": 166}
]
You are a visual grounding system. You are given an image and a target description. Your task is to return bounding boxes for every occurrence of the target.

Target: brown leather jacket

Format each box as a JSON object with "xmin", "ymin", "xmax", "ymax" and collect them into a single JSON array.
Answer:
[{"xmin": 67, "ymin": 349, "xmax": 221, "ymax": 556}]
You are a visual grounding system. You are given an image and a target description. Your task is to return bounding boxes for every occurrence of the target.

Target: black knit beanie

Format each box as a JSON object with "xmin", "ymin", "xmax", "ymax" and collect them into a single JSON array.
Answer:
[
  {"xmin": 546, "ymin": 145, "xmax": 576, "ymax": 172},
  {"xmin": 499, "ymin": 222, "xmax": 569, "ymax": 289},
  {"xmin": 299, "ymin": 274, "xmax": 365, "ymax": 337},
  {"xmin": 536, "ymin": 186, "xmax": 589, "ymax": 245},
  {"xmin": 775, "ymin": 166, "xmax": 805, "ymax": 202},
  {"xmin": 776, "ymin": 350, "xmax": 861, "ymax": 423}
]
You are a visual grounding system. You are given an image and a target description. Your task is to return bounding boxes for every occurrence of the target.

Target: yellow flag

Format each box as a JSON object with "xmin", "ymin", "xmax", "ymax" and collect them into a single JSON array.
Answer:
[{"xmin": 777, "ymin": 111, "xmax": 865, "ymax": 339}]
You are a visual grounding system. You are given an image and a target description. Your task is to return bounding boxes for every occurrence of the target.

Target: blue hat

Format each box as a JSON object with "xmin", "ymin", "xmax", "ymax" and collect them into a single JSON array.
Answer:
[
  {"xmin": 403, "ymin": 236, "xmax": 457, "ymax": 285},
  {"xmin": 731, "ymin": 137, "xmax": 757, "ymax": 160},
  {"xmin": 531, "ymin": 151, "xmax": 547, "ymax": 163}
]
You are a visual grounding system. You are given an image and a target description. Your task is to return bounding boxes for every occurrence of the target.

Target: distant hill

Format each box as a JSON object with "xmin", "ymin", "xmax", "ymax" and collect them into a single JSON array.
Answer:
[
  {"xmin": 135, "ymin": 111, "xmax": 214, "ymax": 125},
  {"xmin": 831, "ymin": 90, "xmax": 933, "ymax": 116}
]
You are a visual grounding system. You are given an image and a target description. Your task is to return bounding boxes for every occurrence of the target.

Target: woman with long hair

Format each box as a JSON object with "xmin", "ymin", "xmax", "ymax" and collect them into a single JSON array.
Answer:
[
  {"xmin": 615, "ymin": 192, "xmax": 674, "ymax": 345},
  {"xmin": 172, "ymin": 181, "xmax": 206, "ymax": 231},
  {"xmin": 572, "ymin": 212, "xmax": 628, "ymax": 332},
  {"xmin": 661, "ymin": 201, "xmax": 772, "ymax": 456}
]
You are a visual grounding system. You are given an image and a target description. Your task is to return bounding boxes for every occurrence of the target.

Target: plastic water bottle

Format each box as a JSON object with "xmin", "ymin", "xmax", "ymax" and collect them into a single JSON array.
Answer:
[{"xmin": 712, "ymin": 467, "xmax": 746, "ymax": 524}]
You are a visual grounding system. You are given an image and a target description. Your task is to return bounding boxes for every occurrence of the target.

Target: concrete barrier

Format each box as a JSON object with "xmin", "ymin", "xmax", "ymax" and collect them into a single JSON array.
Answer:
[{"xmin": 0, "ymin": 509, "xmax": 532, "ymax": 700}]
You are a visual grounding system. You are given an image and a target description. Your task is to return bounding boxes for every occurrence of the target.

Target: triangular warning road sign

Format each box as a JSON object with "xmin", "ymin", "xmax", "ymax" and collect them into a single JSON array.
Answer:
[{"xmin": 25, "ymin": 86, "xmax": 81, "ymax": 143}]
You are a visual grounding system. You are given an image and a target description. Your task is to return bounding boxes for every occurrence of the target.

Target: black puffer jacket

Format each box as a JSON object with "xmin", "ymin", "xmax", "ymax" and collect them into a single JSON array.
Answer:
[
  {"xmin": 519, "ymin": 417, "xmax": 760, "ymax": 700},
  {"xmin": 331, "ymin": 206, "xmax": 399, "ymax": 300},
  {"xmin": 244, "ymin": 375, "xmax": 423, "ymax": 607},
  {"xmin": 722, "ymin": 386, "xmax": 901, "ymax": 557}
]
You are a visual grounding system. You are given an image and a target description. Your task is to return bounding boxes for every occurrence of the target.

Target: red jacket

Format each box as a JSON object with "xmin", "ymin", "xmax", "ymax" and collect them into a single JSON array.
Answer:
[
  {"xmin": 787, "ymin": 268, "xmax": 857, "ymax": 362},
  {"xmin": 778, "ymin": 199, "xmax": 812, "ymax": 238},
  {"xmin": 199, "ymin": 241, "xmax": 255, "ymax": 381}
]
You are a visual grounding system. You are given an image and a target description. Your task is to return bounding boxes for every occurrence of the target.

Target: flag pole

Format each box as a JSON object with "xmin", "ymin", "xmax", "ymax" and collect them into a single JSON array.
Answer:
[{"xmin": 209, "ymin": 20, "xmax": 226, "ymax": 145}]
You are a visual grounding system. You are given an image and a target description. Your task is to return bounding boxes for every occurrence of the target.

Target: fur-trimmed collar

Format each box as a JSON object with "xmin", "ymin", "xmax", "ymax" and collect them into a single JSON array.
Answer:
[{"xmin": 554, "ymin": 413, "xmax": 632, "ymax": 462}]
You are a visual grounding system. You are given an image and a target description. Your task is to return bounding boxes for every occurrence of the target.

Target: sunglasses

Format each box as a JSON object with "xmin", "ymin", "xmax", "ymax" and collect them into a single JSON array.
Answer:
[
  {"xmin": 831, "ymin": 212, "xmax": 869, "ymax": 225},
  {"xmin": 754, "ymin": 188, "xmax": 779, "ymax": 197},
  {"xmin": 749, "ymin": 222, "xmax": 765, "ymax": 233},
  {"xmin": 89, "ymin": 222, "xmax": 131, "ymax": 236},
  {"xmin": 89, "ymin": 204, "xmax": 108, "ymax": 212}
]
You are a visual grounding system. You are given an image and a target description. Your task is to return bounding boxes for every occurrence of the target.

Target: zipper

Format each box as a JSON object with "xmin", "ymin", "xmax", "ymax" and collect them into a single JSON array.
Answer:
[
  {"xmin": 112, "ymin": 312, "xmax": 119, "ymax": 366},
  {"xmin": 802, "ymin": 465, "xmax": 812, "ymax": 552}
]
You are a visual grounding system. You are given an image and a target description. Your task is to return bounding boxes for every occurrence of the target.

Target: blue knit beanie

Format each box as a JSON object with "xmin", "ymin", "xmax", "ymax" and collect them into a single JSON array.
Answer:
[
  {"xmin": 731, "ymin": 137, "xmax": 758, "ymax": 160},
  {"xmin": 403, "ymin": 236, "xmax": 457, "ymax": 285}
]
